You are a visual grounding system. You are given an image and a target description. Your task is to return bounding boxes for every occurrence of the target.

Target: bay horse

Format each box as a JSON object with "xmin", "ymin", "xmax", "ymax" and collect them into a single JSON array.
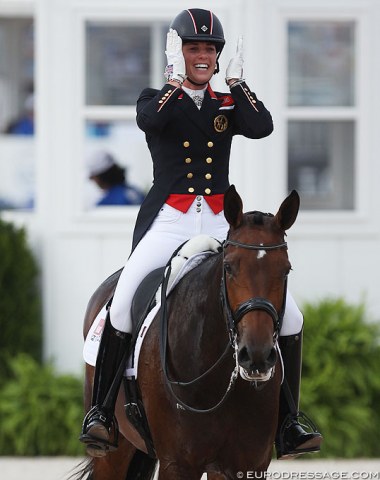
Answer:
[{"xmin": 72, "ymin": 185, "xmax": 300, "ymax": 480}]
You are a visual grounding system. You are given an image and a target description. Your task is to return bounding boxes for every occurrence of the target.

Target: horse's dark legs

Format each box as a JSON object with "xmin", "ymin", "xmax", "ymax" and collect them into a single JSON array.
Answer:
[
  {"xmin": 157, "ymin": 463, "xmax": 203, "ymax": 480},
  {"xmin": 90, "ymin": 435, "xmax": 136, "ymax": 479}
]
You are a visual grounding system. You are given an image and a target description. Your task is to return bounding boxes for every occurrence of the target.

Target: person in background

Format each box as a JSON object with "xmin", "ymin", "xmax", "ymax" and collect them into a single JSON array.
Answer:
[
  {"xmin": 5, "ymin": 93, "xmax": 35, "ymax": 135},
  {"xmin": 87, "ymin": 151, "xmax": 145, "ymax": 206}
]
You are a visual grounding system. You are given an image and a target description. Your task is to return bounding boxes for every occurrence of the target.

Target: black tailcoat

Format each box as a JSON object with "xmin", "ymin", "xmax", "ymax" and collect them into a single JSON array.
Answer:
[{"xmin": 131, "ymin": 82, "xmax": 273, "ymax": 251}]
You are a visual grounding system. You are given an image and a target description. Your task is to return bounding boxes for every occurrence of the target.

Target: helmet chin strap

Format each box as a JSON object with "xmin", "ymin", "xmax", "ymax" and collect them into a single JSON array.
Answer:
[
  {"xmin": 186, "ymin": 58, "xmax": 220, "ymax": 87},
  {"xmin": 187, "ymin": 77, "xmax": 208, "ymax": 87}
]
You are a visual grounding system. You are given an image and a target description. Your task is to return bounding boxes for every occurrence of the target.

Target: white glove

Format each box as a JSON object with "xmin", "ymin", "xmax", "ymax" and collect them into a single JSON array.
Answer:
[
  {"xmin": 165, "ymin": 28, "xmax": 186, "ymax": 84},
  {"xmin": 226, "ymin": 35, "xmax": 244, "ymax": 83}
]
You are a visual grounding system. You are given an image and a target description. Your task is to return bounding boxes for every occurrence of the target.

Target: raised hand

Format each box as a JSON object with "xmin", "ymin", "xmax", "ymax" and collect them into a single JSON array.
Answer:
[
  {"xmin": 165, "ymin": 28, "xmax": 186, "ymax": 85},
  {"xmin": 226, "ymin": 35, "xmax": 244, "ymax": 84}
]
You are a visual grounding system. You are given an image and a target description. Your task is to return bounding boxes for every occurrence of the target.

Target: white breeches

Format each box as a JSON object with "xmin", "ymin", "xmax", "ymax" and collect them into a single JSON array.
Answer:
[{"xmin": 109, "ymin": 197, "xmax": 303, "ymax": 336}]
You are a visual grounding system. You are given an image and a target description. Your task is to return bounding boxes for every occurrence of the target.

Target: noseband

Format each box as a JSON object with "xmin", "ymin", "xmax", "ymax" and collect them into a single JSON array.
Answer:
[{"xmin": 221, "ymin": 238, "xmax": 288, "ymax": 345}]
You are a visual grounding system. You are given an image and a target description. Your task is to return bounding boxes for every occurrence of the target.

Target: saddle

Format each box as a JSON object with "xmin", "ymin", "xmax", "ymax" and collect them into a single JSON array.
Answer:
[{"xmin": 130, "ymin": 267, "xmax": 164, "ymax": 335}]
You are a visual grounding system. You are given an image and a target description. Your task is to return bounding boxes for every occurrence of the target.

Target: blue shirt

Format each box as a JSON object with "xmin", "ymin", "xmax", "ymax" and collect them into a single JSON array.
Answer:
[
  {"xmin": 8, "ymin": 117, "xmax": 34, "ymax": 135},
  {"xmin": 96, "ymin": 184, "xmax": 144, "ymax": 206}
]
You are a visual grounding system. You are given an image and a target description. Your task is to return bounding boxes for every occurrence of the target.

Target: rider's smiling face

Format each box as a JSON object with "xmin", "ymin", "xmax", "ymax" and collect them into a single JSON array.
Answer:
[{"xmin": 182, "ymin": 41, "xmax": 217, "ymax": 88}]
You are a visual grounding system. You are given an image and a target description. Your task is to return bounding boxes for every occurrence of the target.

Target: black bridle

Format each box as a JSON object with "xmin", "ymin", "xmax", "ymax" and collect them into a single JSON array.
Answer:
[
  {"xmin": 159, "ymin": 237, "xmax": 288, "ymax": 413},
  {"xmin": 221, "ymin": 238, "xmax": 288, "ymax": 346}
]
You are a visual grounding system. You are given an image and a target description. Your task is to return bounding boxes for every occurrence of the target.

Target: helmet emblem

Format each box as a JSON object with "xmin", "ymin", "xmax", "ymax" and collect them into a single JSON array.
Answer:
[{"xmin": 201, "ymin": 25, "xmax": 208, "ymax": 32}]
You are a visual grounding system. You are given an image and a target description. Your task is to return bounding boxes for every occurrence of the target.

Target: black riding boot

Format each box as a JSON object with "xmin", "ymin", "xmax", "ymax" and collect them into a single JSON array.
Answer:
[
  {"xmin": 80, "ymin": 312, "xmax": 131, "ymax": 457},
  {"xmin": 275, "ymin": 330, "xmax": 323, "ymax": 459}
]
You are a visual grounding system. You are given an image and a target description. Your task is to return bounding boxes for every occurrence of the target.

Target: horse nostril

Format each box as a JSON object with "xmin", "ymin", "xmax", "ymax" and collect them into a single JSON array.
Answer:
[
  {"xmin": 266, "ymin": 346, "xmax": 277, "ymax": 368},
  {"xmin": 238, "ymin": 346, "xmax": 250, "ymax": 367},
  {"xmin": 238, "ymin": 344, "xmax": 277, "ymax": 372}
]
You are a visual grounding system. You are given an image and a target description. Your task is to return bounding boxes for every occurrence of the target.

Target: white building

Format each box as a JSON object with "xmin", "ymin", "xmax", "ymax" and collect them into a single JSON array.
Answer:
[{"xmin": 1, "ymin": 0, "xmax": 379, "ymax": 374}]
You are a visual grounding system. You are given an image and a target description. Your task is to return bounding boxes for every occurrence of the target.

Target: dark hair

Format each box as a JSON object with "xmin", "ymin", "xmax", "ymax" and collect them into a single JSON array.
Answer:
[{"xmin": 95, "ymin": 164, "xmax": 126, "ymax": 186}]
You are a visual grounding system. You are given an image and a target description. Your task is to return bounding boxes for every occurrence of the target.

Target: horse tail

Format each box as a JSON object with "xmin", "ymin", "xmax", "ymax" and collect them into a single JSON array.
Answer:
[
  {"xmin": 67, "ymin": 457, "xmax": 94, "ymax": 480},
  {"xmin": 125, "ymin": 450, "xmax": 157, "ymax": 480}
]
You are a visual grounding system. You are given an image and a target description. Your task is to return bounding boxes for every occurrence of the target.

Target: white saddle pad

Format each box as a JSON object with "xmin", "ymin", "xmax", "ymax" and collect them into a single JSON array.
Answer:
[{"xmin": 83, "ymin": 235, "xmax": 222, "ymax": 378}]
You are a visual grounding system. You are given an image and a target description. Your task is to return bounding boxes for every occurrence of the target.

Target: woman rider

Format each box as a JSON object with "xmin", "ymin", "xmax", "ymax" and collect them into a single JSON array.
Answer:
[{"xmin": 80, "ymin": 8, "xmax": 322, "ymax": 461}]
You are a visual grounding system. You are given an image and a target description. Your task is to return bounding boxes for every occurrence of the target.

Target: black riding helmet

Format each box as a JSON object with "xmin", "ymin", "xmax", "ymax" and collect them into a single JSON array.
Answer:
[
  {"xmin": 170, "ymin": 8, "xmax": 225, "ymax": 53},
  {"xmin": 170, "ymin": 8, "xmax": 225, "ymax": 78}
]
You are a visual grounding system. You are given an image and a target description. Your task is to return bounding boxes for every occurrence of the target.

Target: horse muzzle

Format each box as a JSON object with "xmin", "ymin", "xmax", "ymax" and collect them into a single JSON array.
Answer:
[
  {"xmin": 237, "ymin": 342, "xmax": 278, "ymax": 383},
  {"xmin": 239, "ymin": 365, "xmax": 275, "ymax": 382}
]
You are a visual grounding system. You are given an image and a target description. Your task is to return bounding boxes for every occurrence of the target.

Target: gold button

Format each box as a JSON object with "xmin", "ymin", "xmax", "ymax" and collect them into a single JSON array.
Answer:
[
  {"xmin": 205, "ymin": 188, "xmax": 211, "ymax": 195},
  {"xmin": 158, "ymin": 100, "xmax": 163, "ymax": 104},
  {"xmin": 168, "ymin": 89, "xmax": 172, "ymax": 93},
  {"xmin": 187, "ymin": 173, "xmax": 193, "ymax": 179},
  {"xmin": 185, "ymin": 157, "xmax": 192, "ymax": 164},
  {"xmin": 206, "ymin": 157, "xmax": 213, "ymax": 164},
  {"xmin": 205, "ymin": 173, "xmax": 212, "ymax": 180},
  {"xmin": 207, "ymin": 141, "xmax": 214, "ymax": 148},
  {"xmin": 183, "ymin": 141, "xmax": 190, "ymax": 148},
  {"xmin": 188, "ymin": 187, "xmax": 195, "ymax": 193}
]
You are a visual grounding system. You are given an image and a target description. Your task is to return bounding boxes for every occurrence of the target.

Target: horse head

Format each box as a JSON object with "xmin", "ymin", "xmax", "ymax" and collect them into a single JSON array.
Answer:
[{"xmin": 223, "ymin": 185, "xmax": 300, "ymax": 383}]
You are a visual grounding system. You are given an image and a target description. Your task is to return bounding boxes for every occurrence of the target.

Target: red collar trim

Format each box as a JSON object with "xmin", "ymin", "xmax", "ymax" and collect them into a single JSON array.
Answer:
[{"xmin": 207, "ymin": 83, "xmax": 218, "ymax": 99}]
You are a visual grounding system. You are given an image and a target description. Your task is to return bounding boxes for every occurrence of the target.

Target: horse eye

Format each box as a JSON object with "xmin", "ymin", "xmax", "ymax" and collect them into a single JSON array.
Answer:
[{"xmin": 224, "ymin": 262, "xmax": 232, "ymax": 275}]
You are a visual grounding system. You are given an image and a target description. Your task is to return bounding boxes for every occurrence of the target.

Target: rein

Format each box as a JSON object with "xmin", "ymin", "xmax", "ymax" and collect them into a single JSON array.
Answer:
[
  {"xmin": 159, "ymin": 238, "xmax": 288, "ymax": 414},
  {"xmin": 159, "ymin": 257, "xmax": 237, "ymax": 414}
]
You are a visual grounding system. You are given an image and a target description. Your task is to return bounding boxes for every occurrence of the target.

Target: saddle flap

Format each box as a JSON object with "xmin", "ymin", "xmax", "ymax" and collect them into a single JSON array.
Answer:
[{"xmin": 130, "ymin": 267, "xmax": 165, "ymax": 336}]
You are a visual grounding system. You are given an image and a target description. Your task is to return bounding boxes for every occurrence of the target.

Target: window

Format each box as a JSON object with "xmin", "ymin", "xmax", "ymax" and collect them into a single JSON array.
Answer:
[
  {"xmin": 86, "ymin": 24, "xmax": 151, "ymax": 106},
  {"xmin": 0, "ymin": 17, "xmax": 35, "ymax": 210},
  {"xmin": 82, "ymin": 21, "xmax": 167, "ymax": 208},
  {"xmin": 288, "ymin": 120, "xmax": 354, "ymax": 210},
  {"xmin": 287, "ymin": 21, "xmax": 356, "ymax": 210}
]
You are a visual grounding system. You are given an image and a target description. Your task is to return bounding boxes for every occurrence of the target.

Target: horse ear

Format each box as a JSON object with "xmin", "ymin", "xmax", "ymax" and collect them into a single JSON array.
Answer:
[
  {"xmin": 274, "ymin": 190, "xmax": 300, "ymax": 231},
  {"xmin": 224, "ymin": 185, "xmax": 244, "ymax": 229}
]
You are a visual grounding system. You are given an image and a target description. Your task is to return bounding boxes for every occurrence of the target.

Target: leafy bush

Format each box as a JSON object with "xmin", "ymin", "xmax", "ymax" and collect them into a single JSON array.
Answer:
[
  {"xmin": 0, "ymin": 218, "xmax": 42, "ymax": 384},
  {"xmin": 0, "ymin": 354, "xmax": 85, "ymax": 456},
  {"xmin": 301, "ymin": 298, "xmax": 380, "ymax": 458}
]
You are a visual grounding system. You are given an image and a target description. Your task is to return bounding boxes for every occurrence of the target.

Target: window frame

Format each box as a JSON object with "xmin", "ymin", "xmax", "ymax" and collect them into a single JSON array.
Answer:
[
  {"xmin": 272, "ymin": 6, "xmax": 373, "ymax": 234},
  {"xmin": 72, "ymin": 11, "xmax": 171, "ymax": 223},
  {"xmin": 0, "ymin": 10, "xmax": 36, "ymax": 214},
  {"xmin": 286, "ymin": 19, "xmax": 357, "ymax": 211},
  {"xmin": 48, "ymin": 3, "xmax": 230, "ymax": 233}
]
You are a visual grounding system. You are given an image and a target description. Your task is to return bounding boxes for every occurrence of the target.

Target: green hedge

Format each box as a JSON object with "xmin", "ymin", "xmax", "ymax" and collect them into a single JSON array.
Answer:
[
  {"xmin": 0, "ymin": 354, "xmax": 85, "ymax": 456},
  {"xmin": 301, "ymin": 298, "xmax": 380, "ymax": 458},
  {"xmin": 0, "ymin": 218, "xmax": 42, "ymax": 385}
]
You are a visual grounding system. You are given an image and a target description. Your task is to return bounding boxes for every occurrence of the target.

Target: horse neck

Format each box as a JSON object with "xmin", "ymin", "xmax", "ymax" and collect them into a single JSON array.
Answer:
[
  {"xmin": 194, "ymin": 253, "xmax": 226, "ymax": 342},
  {"xmin": 167, "ymin": 253, "xmax": 229, "ymax": 375}
]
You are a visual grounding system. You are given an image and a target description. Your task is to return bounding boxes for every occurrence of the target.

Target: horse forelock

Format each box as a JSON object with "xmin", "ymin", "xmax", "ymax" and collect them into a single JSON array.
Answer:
[
  {"xmin": 245, "ymin": 210, "xmax": 274, "ymax": 226},
  {"xmin": 226, "ymin": 211, "xmax": 276, "ymax": 238}
]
